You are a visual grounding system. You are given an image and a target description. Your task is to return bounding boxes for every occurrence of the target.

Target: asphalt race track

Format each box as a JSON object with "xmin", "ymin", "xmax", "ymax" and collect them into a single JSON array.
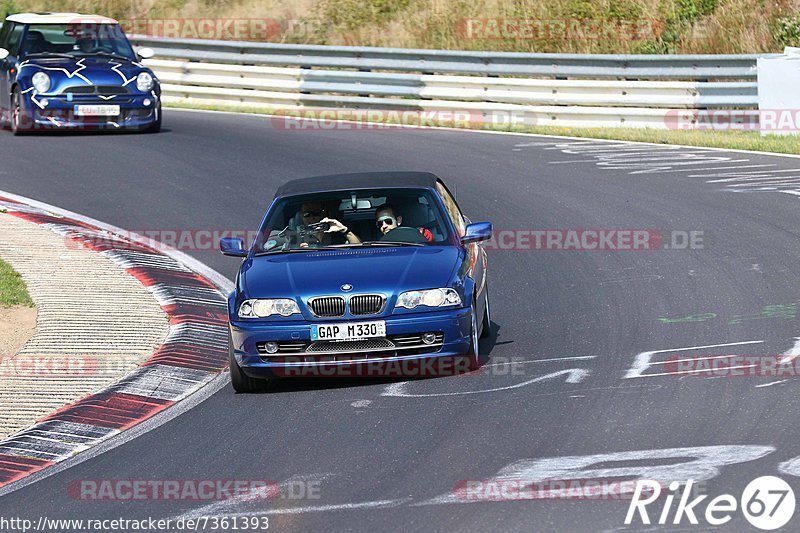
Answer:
[{"xmin": 3, "ymin": 109, "xmax": 800, "ymax": 531}]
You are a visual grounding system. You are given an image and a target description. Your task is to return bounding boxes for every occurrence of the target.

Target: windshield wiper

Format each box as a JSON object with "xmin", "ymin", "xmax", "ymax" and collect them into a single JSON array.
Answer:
[
  {"xmin": 255, "ymin": 246, "xmax": 342, "ymax": 256},
  {"xmin": 25, "ymin": 52, "xmax": 76, "ymax": 59},
  {"xmin": 79, "ymin": 51, "xmax": 132, "ymax": 61},
  {"xmin": 359, "ymin": 241, "xmax": 425, "ymax": 247}
]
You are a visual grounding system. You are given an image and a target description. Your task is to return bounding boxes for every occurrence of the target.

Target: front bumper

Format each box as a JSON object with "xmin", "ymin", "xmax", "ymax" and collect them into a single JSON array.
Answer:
[
  {"xmin": 230, "ymin": 307, "xmax": 473, "ymax": 378},
  {"xmin": 20, "ymin": 92, "xmax": 160, "ymax": 130}
]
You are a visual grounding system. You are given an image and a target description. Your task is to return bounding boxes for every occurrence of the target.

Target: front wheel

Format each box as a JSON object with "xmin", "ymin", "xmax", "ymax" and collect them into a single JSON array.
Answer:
[
  {"xmin": 466, "ymin": 305, "xmax": 481, "ymax": 370},
  {"xmin": 229, "ymin": 334, "xmax": 269, "ymax": 393},
  {"xmin": 10, "ymin": 88, "xmax": 28, "ymax": 136},
  {"xmin": 142, "ymin": 104, "xmax": 161, "ymax": 133},
  {"xmin": 480, "ymin": 285, "xmax": 491, "ymax": 338}
]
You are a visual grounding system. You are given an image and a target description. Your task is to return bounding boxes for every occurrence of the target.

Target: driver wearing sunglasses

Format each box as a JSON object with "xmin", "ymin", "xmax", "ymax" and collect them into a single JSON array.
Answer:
[
  {"xmin": 298, "ymin": 202, "xmax": 361, "ymax": 247},
  {"xmin": 375, "ymin": 204, "xmax": 434, "ymax": 242}
]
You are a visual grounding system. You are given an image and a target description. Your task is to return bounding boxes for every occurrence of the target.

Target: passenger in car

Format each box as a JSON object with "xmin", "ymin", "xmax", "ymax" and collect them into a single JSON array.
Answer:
[
  {"xmin": 297, "ymin": 202, "xmax": 361, "ymax": 247},
  {"xmin": 375, "ymin": 203, "xmax": 434, "ymax": 242}
]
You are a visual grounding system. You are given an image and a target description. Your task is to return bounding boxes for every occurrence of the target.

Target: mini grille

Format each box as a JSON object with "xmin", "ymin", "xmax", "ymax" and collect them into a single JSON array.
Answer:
[
  {"xmin": 349, "ymin": 294, "xmax": 384, "ymax": 316},
  {"xmin": 309, "ymin": 297, "xmax": 345, "ymax": 317},
  {"xmin": 307, "ymin": 338, "xmax": 394, "ymax": 352},
  {"xmin": 62, "ymin": 85, "xmax": 130, "ymax": 95}
]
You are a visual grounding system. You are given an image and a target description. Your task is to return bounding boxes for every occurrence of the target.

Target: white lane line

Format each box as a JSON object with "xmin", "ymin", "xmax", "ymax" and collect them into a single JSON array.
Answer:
[
  {"xmin": 705, "ymin": 169, "xmax": 800, "ymax": 181},
  {"xmin": 547, "ymin": 159, "xmax": 602, "ymax": 164},
  {"xmin": 381, "ymin": 368, "xmax": 590, "ymax": 398},
  {"xmin": 779, "ymin": 337, "xmax": 800, "ymax": 364},
  {"xmin": 171, "ymin": 474, "xmax": 336, "ymax": 521},
  {"xmin": 483, "ymin": 356, "xmax": 596, "ymax": 368},
  {"xmin": 173, "ymin": 496, "xmax": 409, "ymax": 521},
  {"xmin": 631, "ymin": 364, "xmax": 758, "ymax": 379},
  {"xmin": 755, "ymin": 380, "xmax": 790, "ymax": 388},
  {"xmin": 624, "ymin": 340, "xmax": 763, "ymax": 379},
  {"xmin": 228, "ymin": 499, "xmax": 412, "ymax": 516}
]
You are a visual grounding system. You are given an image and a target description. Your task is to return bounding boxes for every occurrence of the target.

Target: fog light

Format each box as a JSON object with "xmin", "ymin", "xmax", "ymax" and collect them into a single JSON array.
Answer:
[
  {"xmin": 143, "ymin": 98, "xmax": 152, "ymax": 106},
  {"xmin": 39, "ymin": 98, "xmax": 48, "ymax": 107},
  {"xmin": 264, "ymin": 341, "xmax": 279, "ymax": 354},
  {"xmin": 422, "ymin": 332, "xmax": 436, "ymax": 345}
]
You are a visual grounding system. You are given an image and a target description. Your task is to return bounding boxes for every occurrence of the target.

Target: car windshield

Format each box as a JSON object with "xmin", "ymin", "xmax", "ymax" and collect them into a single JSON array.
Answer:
[
  {"xmin": 21, "ymin": 23, "xmax": 135, "ymax": 60},
  {"xmin": 253, "ymin": 188, "xmax": 452, "ymax": 254}
]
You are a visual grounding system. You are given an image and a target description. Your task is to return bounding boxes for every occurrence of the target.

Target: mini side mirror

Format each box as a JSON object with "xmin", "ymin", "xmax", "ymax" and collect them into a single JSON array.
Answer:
[
  {"xmin": 136, "ymin": 47, "xmax": 154, "ymax": 60},
  {"xmin": 0, "ymin": 48, "xmax": 9, "ymax": 60}
]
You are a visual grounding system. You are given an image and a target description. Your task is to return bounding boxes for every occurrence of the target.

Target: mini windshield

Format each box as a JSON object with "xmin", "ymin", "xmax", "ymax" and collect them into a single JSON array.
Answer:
[
  {"xmin": 21, "ymin": 23, "xmax": 136, "ymax": 60},
  {"xmin": 254, "ymin": 188, "xmax": 452, "ymax": 254}
]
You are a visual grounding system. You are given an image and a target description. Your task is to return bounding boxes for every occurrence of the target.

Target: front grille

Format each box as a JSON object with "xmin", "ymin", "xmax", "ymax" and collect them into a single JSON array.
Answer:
[
  {"xmin": 308, "ymin": 296, "xmax": 345, "ymax": 317},
  {"xmin": 257, "ymin": 332, "xmax": 444, "ymax": 359},
  {"xmin": 61, "ymin": 85, "xmax": 130, "ymax": 95},
  {"xmin": 308, "ymin": 338, "xmax": 395, "ymax": 352},
  {"xmin": 349, "ymin": 294, "xmax": 384, "ymax": 316}
]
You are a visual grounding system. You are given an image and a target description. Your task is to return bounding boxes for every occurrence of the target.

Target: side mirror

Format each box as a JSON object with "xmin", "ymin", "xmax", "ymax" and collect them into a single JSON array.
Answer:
[
  {"xmin": 136, "ymin": 47, "xmax": 154, "ymax": 60},
  {"xmin": 220, "ymin": 237, "xmax": 248, "ymax": 257},
  {"xmin": 0, "ymin": 48, "xmax": 9, "ymax": 60},
  {"xmin": 461, "ymin": 222, "xmax": 492, "ymax": 245}
]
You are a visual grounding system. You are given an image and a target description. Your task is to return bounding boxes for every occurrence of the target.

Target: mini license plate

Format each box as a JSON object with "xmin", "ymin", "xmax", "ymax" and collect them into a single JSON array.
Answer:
[
  {"xmin": 74, "ymin": 105, "xmax": 120, "ymax": 117},
  {"xmin": 311, "ymin": 321, "xmax": 386, "ymax": 342}
]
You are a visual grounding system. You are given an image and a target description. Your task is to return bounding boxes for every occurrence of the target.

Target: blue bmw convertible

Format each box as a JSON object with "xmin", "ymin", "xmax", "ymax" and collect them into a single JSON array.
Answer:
[
  {"xmin": 221, "ymin": 172, "xmax": 493, "ymax": 392},
  {"xmin": 0, "ymin": 13, "xmax": 160, "ymax": 134}
]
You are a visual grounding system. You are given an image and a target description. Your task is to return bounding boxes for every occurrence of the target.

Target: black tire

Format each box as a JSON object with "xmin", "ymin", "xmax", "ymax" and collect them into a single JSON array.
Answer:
[
  {"xmin": 480, "ymin": 284, "xmax": 491, "ymax": 339},
  {"xmin": 466, "ymin": 304, "xmax": 481, "ymax": 370},
  {"xmin": 142, "ymin": 104, "xmax": 161, "ymax": 133},
  {"xmin": 10, "ymin": 88, "xmax": 28, "ymax": 136},
  {"xmin": 229, "ymin": 333, "xmax": 269, "ymax": 393}
]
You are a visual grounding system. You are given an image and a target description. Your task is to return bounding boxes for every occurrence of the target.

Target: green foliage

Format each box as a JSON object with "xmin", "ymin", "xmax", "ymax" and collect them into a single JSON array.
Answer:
[
  {"xmin": 1, "ymin": 0, "xmax": 17, "ymax": 20},
  {"xmin": 676, "ymin": 0, "xmax": 716, "ymax": 22},
  {"xmin": 774, "ymin": 16, "xmax": 800, "ymax": 47},
  {"xmin": 0, "ymin": 257, "xmax": 33, "ymax": 308}
]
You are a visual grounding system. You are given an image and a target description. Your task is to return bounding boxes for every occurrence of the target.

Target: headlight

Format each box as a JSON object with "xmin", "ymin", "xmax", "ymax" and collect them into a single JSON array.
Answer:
[
  {"xmin": 136, "ymin": 72, "xmax": 154, "ymax": 92},
  {"xmin": 238, "ymin": 298, "xmax": 300, "ymax": 318},
  {"xmin": 31, "ymin": 72, "xmax": 50, "ymax": 93},
  {"xmin": 396, "ymin": 288, "xmax": 461, "ymax": 309}
]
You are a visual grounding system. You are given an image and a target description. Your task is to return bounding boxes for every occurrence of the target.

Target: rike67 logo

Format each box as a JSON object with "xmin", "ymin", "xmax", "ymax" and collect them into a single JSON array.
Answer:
[{"xmin": 625, "ymin": 476, "xmax": 795, "ymax": 530}]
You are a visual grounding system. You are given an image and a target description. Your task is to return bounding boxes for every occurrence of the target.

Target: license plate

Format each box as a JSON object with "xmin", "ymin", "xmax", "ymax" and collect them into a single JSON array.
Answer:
[
  {"xmin": 311, "ymin": 321, "xmax": 386, "ymax": 341},
  {"xmin": 74, "ymin": 105, "xmax": 120, "ymax": 117}
]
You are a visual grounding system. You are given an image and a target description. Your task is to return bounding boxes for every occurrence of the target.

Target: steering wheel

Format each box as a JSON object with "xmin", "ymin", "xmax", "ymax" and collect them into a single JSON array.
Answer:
[{"xmin": 380, "ymin": 226, "xmax": 428, "ymax": 244}]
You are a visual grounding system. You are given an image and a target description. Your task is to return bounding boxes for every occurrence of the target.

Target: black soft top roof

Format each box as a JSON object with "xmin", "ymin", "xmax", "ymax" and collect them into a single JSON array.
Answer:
[{"xmin": 274, "ymin": 172, "xmax": 441, "ymax": 198}]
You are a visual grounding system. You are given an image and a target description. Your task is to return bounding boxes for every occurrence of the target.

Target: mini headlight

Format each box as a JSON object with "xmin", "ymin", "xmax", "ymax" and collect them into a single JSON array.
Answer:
[
  {"xmin": 396, "ymin": 288, "xmax": 461, "ymax": 309},
  {"xmin": 239, "ymin": 299, "xmax": 300, "ymax": 318},
  {"xmin": 136, "ymin": 71, "xmax": 154, "ymax": 92},
  {"xmin": 31, "ymin": 72, "xmax": 50, "ymax": 93}
]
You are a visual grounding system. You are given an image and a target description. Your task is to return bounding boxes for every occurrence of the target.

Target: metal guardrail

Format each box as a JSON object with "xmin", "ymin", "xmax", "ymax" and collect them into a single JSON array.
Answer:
[{"xmin": 131, "ymin": 36, "xmax": 770, "ymax": 129}]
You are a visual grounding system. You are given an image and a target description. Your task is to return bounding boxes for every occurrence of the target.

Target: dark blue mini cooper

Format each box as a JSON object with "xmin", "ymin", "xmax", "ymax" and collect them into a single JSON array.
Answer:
[
  {"xmin": 0, "ymin": 13, "xmax": 161, "ymax": 134},
  {"xmin": 221, "ymin": 172, "xmax": 493, "ymax": 392}
]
